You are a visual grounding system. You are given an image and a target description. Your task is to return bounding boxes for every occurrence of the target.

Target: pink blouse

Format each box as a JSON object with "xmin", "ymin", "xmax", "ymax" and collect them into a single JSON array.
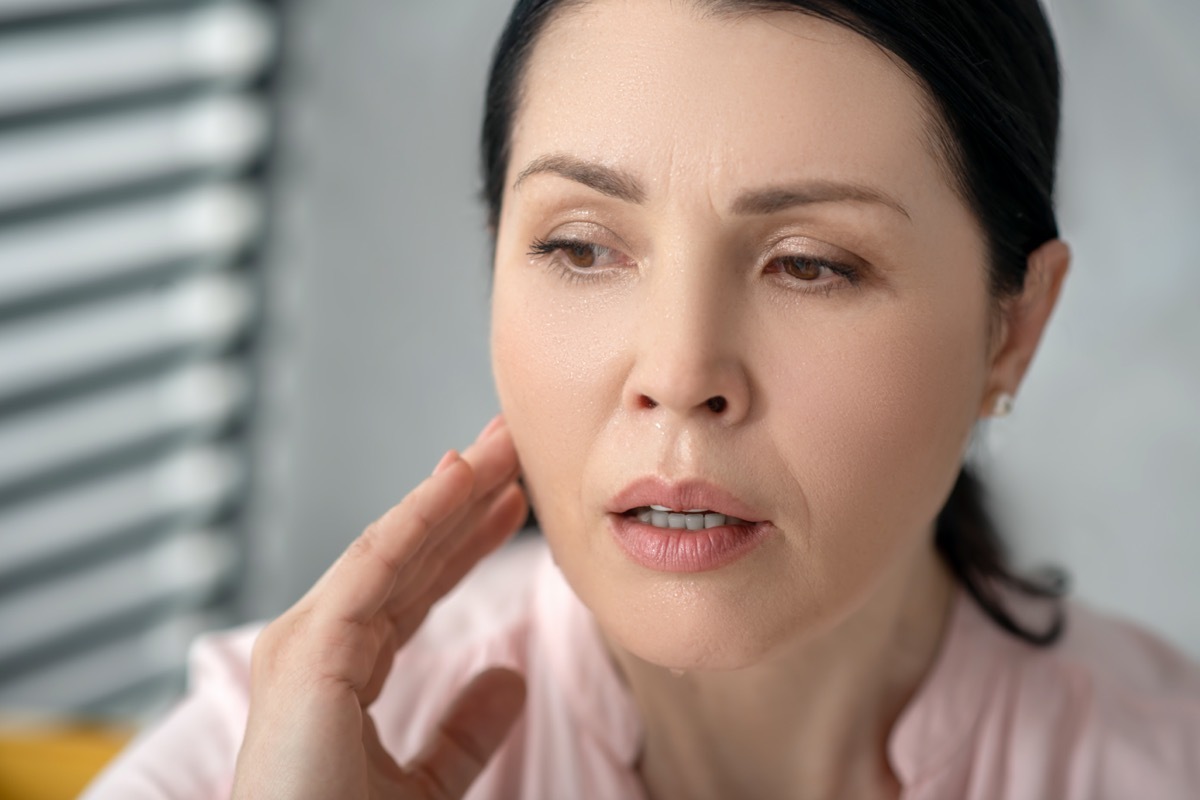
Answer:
[{"xmin": 83, "ymin": 537, "xmax": 1200, "ymax": 799}]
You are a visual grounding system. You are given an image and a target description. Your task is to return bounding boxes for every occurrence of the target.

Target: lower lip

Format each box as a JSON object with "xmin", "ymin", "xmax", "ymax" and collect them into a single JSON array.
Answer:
[{"xmin": 608, "ymin": 513, "xmax": 771, "ymax": 573}]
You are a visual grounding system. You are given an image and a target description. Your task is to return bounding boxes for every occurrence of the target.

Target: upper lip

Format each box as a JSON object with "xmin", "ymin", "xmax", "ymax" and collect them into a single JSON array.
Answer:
[{"xmin": 607, "ymin": 477, "xmax": 769, "ymax": 523}]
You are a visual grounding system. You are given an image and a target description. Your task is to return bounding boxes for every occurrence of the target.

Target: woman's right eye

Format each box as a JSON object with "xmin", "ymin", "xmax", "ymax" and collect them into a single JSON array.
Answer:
[
  {"xmin": 528, "ymin": 237, "xmax": 629, "ymax": 281},
  {"xmin": 559, "ymin": 241, "xmax": 601, "ymax": 269}
]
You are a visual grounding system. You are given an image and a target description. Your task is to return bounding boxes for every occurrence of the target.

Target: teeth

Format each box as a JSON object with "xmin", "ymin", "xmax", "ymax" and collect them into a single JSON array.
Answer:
[{"xmin": 631, "ymin": 506, "xmax": 748, "ymax": 530}]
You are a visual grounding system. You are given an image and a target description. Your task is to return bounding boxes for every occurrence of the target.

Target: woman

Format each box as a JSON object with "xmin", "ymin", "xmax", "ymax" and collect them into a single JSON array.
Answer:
[{"xmin": 85, "ymin": 0, "xmax": 1200, "ymax": 798}]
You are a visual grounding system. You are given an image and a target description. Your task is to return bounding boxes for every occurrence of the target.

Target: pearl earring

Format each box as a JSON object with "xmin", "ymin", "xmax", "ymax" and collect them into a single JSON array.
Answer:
[{"xmin": 992, "ymin": 392, "xmax": 1015, "ymax": 418}]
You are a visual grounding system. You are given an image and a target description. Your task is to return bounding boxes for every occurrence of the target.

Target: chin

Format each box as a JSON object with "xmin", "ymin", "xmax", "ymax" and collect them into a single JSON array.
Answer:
[
  {"xmin": 568, "ymin": 544, "xmax": 822, "ymax": 672},
  {"xmin": 611, "ymin": 621, "xmax": 782, "ymax": 673}
]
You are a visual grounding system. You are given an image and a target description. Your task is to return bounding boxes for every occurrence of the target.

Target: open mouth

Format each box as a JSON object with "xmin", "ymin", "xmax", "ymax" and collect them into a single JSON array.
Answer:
[
  {"xmin": 609, "ymin": 479, "xmax": 770, "ymax": 572},
  {"xmin": 623, "ymin": 505, "xmax": 751, "ymax": 530}
]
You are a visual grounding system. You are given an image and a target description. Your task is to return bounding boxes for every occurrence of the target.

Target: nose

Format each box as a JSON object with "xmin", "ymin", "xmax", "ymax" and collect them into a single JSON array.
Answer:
[{"xmin": 623, "ymin": 261, "xmax": 752, "ymax": 427}]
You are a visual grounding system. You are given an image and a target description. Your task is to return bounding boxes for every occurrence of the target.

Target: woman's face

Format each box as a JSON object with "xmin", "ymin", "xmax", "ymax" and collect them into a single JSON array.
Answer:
[{"xmin": 490, "ymin": 0, "xmax": 993, "ymax": 670}]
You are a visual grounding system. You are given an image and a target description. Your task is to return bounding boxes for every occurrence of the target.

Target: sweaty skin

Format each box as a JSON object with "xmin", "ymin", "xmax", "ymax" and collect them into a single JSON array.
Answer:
[
  {"xmin": 490, "ymin": 2, "xmax": 1069, "ymax": 798},
  {"xmin": 221, "ymin": 2, "xmax": 1068, "ymax": 799}
]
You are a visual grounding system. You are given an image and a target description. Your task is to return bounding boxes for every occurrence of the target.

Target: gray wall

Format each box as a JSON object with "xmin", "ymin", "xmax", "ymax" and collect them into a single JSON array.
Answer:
[
  {"xmin": 250, "ymin": 0, "xmax": 513, "ymax": 611},
  {"xmin": 253, "ymin": 0, "xmax": 1200, "ymax": 655},
  {"xmin": 992, "ymin": 0, "xmax": 1200, "ymax": 651}
]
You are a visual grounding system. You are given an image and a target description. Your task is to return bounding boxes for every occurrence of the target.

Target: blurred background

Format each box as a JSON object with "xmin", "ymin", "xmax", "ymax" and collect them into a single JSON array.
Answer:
[{"xmin": 0, "ymin": 0, "xmax": 1195, "ymax": 790}]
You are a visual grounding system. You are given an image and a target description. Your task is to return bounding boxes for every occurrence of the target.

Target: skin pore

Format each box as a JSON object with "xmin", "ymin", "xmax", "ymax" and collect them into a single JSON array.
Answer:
[{"xmin": 489, "ymin": 1, "xmax": 1069, "ymax": 798}]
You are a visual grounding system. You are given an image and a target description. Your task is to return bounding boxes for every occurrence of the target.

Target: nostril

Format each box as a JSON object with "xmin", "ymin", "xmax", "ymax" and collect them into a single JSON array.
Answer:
[
  {"xmin": 707, "ymin": 396, "xmax": 727, "ymax": 413},
  {"xmin": 639, "ymin": 395, "xmax": 659, "ymax": 409}
]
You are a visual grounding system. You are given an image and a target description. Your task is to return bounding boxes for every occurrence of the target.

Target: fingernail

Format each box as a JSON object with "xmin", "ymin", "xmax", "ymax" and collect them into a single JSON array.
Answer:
[
  {"xmin": 432, "ymin": 449, "xmax": 459, "ymax": 476},
  {"xmin": 477, "ymin": 413, "xmax": 505, "ymax": 441}
]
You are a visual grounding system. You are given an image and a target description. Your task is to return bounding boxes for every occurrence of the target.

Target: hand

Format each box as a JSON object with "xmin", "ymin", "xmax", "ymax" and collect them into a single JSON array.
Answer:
[{"xmin": 231, "ymin": 415, "xmax": 530, "ymax": 800}]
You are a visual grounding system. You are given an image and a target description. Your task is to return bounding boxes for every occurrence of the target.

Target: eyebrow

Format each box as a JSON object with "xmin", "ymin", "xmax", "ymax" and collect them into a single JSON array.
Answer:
[
  {"xmin": 732, "ymin": 182, "xmax": 911, "ymax": 221},
  {"xmin": 513, "ymin": 153, "xmax": 912, "ymax": 222},
  {"xmin": 514, "ymin": 154, "xmax": 646, "ymax": 204}
]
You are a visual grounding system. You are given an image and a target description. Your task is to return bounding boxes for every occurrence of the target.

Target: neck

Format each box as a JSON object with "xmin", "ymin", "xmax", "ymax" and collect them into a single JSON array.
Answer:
[{"xmin": 607, "ymin": 537, "xmax": 956, "ymax": 800}]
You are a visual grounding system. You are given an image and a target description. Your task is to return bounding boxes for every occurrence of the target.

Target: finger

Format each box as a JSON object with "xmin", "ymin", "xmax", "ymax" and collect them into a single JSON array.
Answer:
[
  {"xmin": 394, "ymin": 462, "xmax": 521, "ymax": 594},
  {"xmin": 382, "ymin": 426, "xmax": 520, "ymax": 600},
  {"xmin": 366, "ymin": 479, "xmax": 525, "ymax": 705},
  {"xmin": 426, "ymin": 482, "xmax": 528, "ymax": 601},
  {"xmin": 319, "ymin": 453, "xmax": 475, "ymax": 625},
  {"xmin": 313, "ymin": 480, "xmax": 521, "ymax": 705},
  {"xmin": 477, "ymin": 412, "xmax": 505, "ymax": 440},
  {"xmin": 458, "ymin": 418, "xmax": 520, "ymax": 503},
  {"xmin": 299, "ymin": 448, "xmax": 467, "ymax": 608},
  {"xmin": 406, "ymin": 668, "xmax": 526, "ymax": 800},
  {"xmin": 431, "ymin": 448, "xmax": 459, "ymax": 476},
  {"xmin": 388, "ymin": 481, "xmax": 528, "ymax": 639},
  {"xmin": 303, "ymin": 421, "xmax": 516, "ymax": 630}
]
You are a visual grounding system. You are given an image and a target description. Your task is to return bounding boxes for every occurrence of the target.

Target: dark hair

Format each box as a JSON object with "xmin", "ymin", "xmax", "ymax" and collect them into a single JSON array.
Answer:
[{"xmin": 481, "ymin": 0, "xmax": 1068, "ymax": 645}]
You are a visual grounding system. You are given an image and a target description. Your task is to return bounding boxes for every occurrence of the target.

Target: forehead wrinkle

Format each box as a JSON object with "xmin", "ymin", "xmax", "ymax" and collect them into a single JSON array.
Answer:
[
  {"xmin": 561, "ymin": 0, "xmax": 970, "ymax": 208},
  {"xmin": 514, "ymin": 0, "xmax": 966, "ymax": 228}
]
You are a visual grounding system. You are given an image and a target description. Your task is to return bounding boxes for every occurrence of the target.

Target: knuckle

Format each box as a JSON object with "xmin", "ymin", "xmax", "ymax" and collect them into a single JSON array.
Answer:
[
  {"xmin": 344, "ymin": 529, "xmax": 374, "ymax": 564},
  {"xmin": 354, "ymin": 521, "xmax": 405, "ymax": 574},
  {"xmin": 409, "ymin": 763, "xmax": 456, "ymax": 800},
  {"xmin": 250, "ymin": 610, "xmax": 309, "ymax": 675},
  {"xmin": 399, "ymin": 489, "xmax": 440, "ymax": 534},
  {"xmin": 438, "ymin": 726, "xmax": 489, "ymax": 770}
]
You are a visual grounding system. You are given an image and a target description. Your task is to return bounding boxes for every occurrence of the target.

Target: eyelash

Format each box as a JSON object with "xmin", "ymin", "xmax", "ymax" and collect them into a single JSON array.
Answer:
[
  {"xmin": 528, "ymin": 237, "xmax": 616, "ymax": 285},
  {"xmin": 527, "ymin": 237, "xmax": 863, "ymax": 294},
  {"xmin": 769, "ymin": 255, "xmax": 863, "ymax": 296},
  {"xmin": 527, "ymin": 237, "xmax": 578, "ymax": 257}
]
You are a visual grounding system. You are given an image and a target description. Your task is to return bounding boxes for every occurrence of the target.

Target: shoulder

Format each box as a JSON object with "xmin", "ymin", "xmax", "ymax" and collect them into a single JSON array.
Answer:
[
  {"xmin": 986, "ymin": 594, "xmax": 1200, "ymax": 798},
  {"xmin": 1012, "ymin": 597, "xmax": 1200, "ymax": 731},
  {"xmin": 898, "ymin": 589, "xmax": 1200, "ymax": 800},
  {"xmin": 1041, "ymin": 599, "xmax": 1200, "ymax": 743},
  {"xmin": 1055, "ymin": 599, "xmax": 1200, "ymax": 698}
]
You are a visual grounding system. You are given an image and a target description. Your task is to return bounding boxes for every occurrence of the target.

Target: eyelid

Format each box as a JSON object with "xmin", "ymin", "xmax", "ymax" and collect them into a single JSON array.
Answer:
[
  {"xmin": 764, "ymin": 234, "xmax": 863, "ymax": 267},
  {"xmin": 758, "ymin": 232, "xmax": 872, "ymax": 297},
  {"xmin": 531, "ymin": 237, "xmax": 595, "ymax": 256},
  {"xmin": 539, "ymin": 219, "xmax": 629, "ymax": 248},
  {"xmin": 527, "ymin": 234, "xmax": 635, "ymax": 286}
]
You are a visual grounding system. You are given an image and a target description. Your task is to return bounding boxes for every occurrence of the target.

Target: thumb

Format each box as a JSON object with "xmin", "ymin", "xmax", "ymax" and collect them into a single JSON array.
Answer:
[{"xmin": 407, "ymin": 667, "xmax": 527, "ymax": 799}]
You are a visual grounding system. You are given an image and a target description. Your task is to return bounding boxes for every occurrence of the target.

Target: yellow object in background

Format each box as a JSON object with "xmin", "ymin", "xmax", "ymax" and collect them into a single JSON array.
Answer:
[{"xmin": 0, "ymin": 725, "xmax": 132, "ymax": 800}]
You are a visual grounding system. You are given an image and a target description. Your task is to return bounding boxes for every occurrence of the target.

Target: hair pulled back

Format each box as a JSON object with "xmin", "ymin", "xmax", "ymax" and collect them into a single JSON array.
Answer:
[{"xmin": 481, "ymin": 0, "xmax": 1068, "ymax": 645}]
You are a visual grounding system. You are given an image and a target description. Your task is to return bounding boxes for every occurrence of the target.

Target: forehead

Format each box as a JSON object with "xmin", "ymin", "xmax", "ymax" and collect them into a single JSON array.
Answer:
[{"xmin": 510, "ymin": 0, "xmax": 948, "ymax": 212}]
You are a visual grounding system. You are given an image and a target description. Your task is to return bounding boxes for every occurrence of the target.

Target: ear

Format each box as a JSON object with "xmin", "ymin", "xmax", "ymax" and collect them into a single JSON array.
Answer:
[{"xmin": 980, "ymin": 238, "xmax": 1071, "ymax": 417}]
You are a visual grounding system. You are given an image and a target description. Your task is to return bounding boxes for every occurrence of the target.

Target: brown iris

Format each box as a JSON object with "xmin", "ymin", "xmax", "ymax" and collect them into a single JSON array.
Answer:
[
  {"xmin": 782, "ymin": 257, "xmax": 823, "ymax": 281},
  {"xmin": 564, "ymin": 243, "xmax": 596, "ymax": 269}
]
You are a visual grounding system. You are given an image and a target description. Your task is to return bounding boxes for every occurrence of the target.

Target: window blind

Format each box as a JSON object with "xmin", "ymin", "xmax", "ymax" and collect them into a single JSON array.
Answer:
[{"xmin": 0, "ymin": 0, "xmax": 275, "ymax": 718}]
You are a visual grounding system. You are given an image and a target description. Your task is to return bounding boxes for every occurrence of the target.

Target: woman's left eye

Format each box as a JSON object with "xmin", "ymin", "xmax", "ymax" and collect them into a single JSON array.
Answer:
[{"xmin": 767, "ymin": 255, "xmax": 861, "ymax": 291}]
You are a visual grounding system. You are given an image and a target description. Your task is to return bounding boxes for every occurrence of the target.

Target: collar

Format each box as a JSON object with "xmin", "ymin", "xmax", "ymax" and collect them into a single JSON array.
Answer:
[
  {"xmin": 533, "ymin": 546, "xmax": 644, "ymax": 767},
  {"xmin": 531, "ymin": 541, "xmax": 1031, "ymax": 787}
]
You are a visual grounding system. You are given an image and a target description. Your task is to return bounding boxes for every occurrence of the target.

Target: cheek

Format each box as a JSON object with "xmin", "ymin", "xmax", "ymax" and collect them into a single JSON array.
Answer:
[
  {"xmin": 769, "ymin": 289, "xmax": 990, "ymax": 557},
  {"xmin": 490, "ymin": 267, "xmax": 625, "ymax": 537},
  {"xmin": 489, "ymin": 235, "xmax": 992, "ymax": 669}
]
